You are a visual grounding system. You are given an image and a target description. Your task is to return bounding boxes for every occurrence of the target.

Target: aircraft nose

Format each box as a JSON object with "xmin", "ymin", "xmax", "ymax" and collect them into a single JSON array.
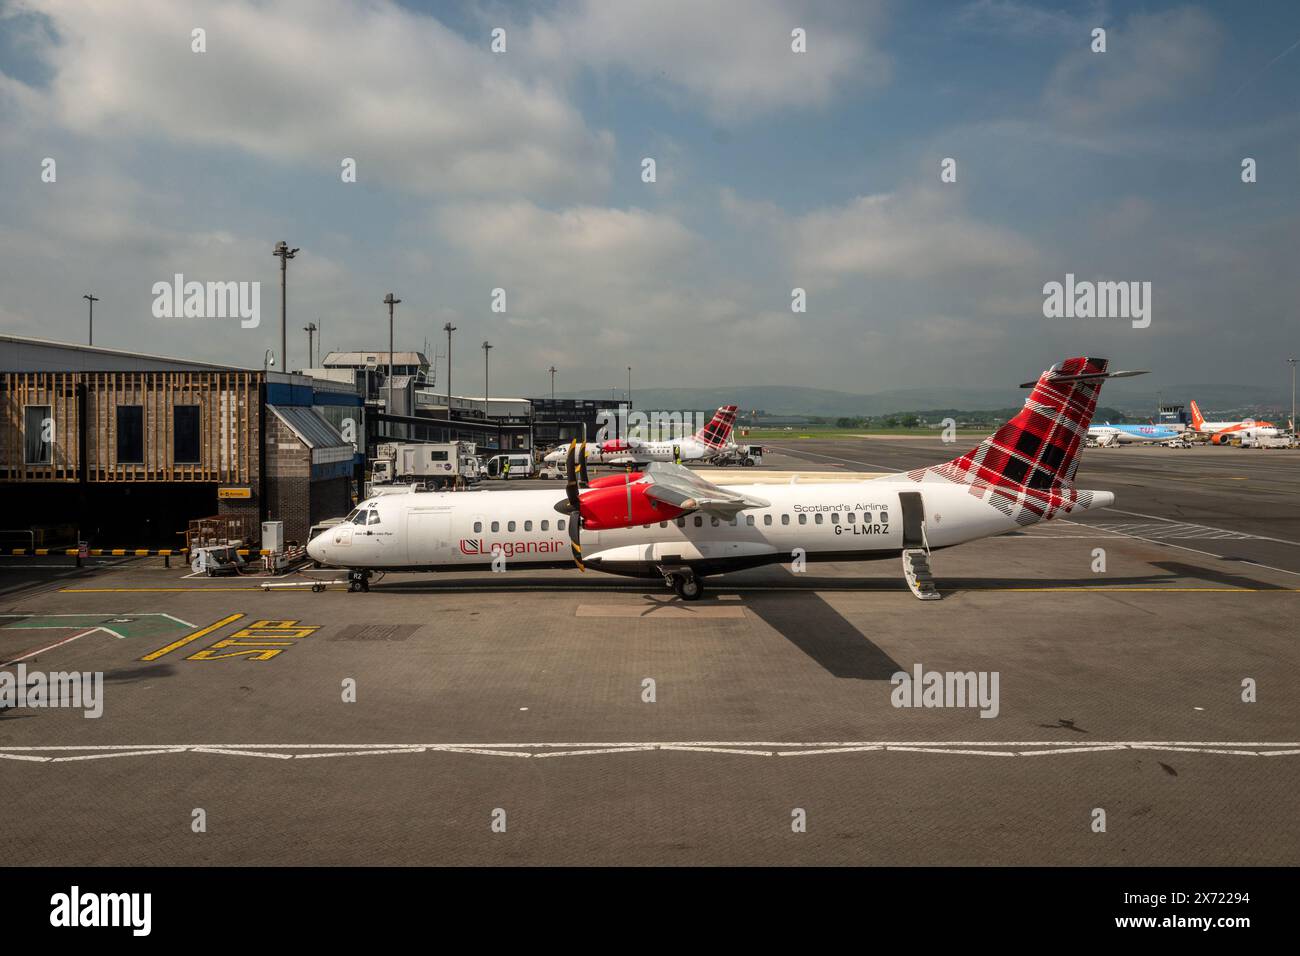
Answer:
[{"xmin": 307, "ymin": 534, "xmax": 327, "ymax": 565}]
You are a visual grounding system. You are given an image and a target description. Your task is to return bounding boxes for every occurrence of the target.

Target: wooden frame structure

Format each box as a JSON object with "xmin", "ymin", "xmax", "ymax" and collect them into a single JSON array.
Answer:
[{"xmin": 1, "ymin": 371, "xmax": 260, "ymax": 484}]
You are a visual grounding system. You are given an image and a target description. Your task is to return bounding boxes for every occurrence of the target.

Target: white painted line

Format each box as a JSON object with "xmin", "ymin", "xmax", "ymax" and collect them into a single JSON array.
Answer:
[
  {"xmin": 1101, "ymin": 507, "xmax": 1300, "ymax": 547},
  {"xmin": 1017, "ymin": 745, "xmax": 1129, "ymax": 756},
  {"xmin": 777, "ymin": 746, "xmax": 883, "ymax": 756},
  {"xmin": 887, "ymin": 746, "xmax": 1016, "ymax": 757},
  {"xmin": 1129, "ymin": 746, "xmax": 1261, "ymax": 756},
  {"xmin": 156, "ymin": 613, "xmax": 197, "ymax": 628},
  {"xmin": 533, "ymin": 747, "xmax": 656, "ymax": 758},
  {"xmin": 0, "ymin": 753, "xmax": 52, "ymax": 762},
  {"xmin": 425, "ymin": 747, "xmax": 531, "ymax": 758},
  {"xmin": 1062, "ymin": 519, "xmax": 1300, "ymax": 578},
  {"xmin": 293, "ymin": 748, "xmax": 426, "ymax": 759},
  {"xmin": 3, "ymin": 626, "xmax": 106, "ymax": 665},
  {"xmin": 658, "ymin": 746, "xmax": 776, "ymax": 756},
  {"xmin": 189, "ymin": 747, "xmax": 295, "ymax": 759},
  {"xmin": 49, "ymin": 749, "xmax": 186, "ymax": 762},
  {"xmin": 3, "ymin": 740, "xmax": 1298, "ymax": 751}
]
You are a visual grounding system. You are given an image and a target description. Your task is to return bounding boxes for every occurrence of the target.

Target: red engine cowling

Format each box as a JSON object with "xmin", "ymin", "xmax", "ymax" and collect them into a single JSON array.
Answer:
[
  {"xmin": 600, "ymin": 439, "xmax": 630, "ymax": 453},
  {"xmin": 580, "ymin": 482, "xmax": 687, "ymax": 530},
  {"xmin": 586, "ymin": 473, "xmax": 639, "ymax": 489}
]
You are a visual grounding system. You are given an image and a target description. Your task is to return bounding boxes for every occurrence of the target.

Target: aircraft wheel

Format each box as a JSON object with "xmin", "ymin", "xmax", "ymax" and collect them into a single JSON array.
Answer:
[
  {"xmin": 672, "ymin": 574, "xmax": 704, "ymax": 601},
  {"xmin": 741, "ymin": 457, "xmax": 754, "ymax": 466}
]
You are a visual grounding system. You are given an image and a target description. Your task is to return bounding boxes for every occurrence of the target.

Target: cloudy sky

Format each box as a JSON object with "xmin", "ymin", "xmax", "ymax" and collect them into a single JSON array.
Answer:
[{"xmin": 0, "ymin": 0, "xmax": 1297, "ymax": 396}]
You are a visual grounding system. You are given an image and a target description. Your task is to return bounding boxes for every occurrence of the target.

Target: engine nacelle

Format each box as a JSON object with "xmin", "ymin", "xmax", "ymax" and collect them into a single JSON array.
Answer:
[
  {"xmin": 587, "ymin": 473, "xmax": 640, "ymax": 490},
  {"xmin": 580, "ymin": 482, "xmax": 687, "ymax": 530},
  {"xmin": 600, "ymin": 439, "xmax": 630, "ymax": 453}
]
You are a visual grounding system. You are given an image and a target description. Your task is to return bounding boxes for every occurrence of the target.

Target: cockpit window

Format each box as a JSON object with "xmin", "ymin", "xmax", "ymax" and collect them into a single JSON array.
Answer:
[
  {"xmin": 366, "ymin": 510, "xmax": 381, "ymax": 525},
  {"xmin": 344, "ymin": 508, "xmax": 360, "ymax": 522},
  {"xmin": 351, "ymin": 510, "xmax": 369, "ymax": 525}
]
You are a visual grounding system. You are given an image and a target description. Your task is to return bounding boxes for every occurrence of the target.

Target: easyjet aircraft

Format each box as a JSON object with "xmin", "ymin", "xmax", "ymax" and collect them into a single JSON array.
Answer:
[
  {"xmin": 309, "ymin": 359, "xmax": 1143, "ymax": 600},
  {"xmin": 541, "ymin": 404, "xmax": 738, "ymax": 468},
  {"xmin": 1189, "ymin": 399, "xmax": 1277, "ymax": 444}
]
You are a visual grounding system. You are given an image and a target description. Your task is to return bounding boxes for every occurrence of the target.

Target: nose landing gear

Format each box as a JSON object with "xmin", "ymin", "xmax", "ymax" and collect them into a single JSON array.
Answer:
[{"xmin": 663, "ymin": 569, "xmax": 704, "ymax": 601}]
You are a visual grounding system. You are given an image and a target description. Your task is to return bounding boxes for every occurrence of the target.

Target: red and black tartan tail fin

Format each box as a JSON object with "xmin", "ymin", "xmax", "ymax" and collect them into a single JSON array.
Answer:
[
  {"xmin": 934, "ymin": 358, "xmax": 1146, "ymax": 492},
  {"xmin": 695, "ymin": 404, "xmax": 739, "ymax": 449}
]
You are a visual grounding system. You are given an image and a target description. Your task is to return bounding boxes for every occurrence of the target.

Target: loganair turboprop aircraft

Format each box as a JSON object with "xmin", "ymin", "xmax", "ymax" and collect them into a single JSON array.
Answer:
[
  {"xmin": 541, "ymin": 404, "xmax": 738, "ymax": 467},
  {"xmin": 308, "ymin": 358, "xmax": 1144, "ymax": 601},
  {"xmin": 1087, "ymin": 423, "xmax": 1182, "ymax": 446}
]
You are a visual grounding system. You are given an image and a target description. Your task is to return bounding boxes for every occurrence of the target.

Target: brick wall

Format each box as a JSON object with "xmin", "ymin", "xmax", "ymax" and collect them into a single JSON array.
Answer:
[{"xmin": 264, "ymin": 414, "xmax": 355, "ymax": 544}]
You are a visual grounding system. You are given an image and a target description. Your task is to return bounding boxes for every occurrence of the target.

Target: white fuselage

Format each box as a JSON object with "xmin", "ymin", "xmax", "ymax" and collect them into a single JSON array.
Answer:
[
  {"xmin": 307, "ymin": 479, "xmax": 1108, "ymax": 577},
  {"xmin": 1194, "ymin": 420, "xmax": 1244, "ymax": 434},
  {"xmin": 543, "ymin": 437, "xmax": 728, "ymax": 466}
]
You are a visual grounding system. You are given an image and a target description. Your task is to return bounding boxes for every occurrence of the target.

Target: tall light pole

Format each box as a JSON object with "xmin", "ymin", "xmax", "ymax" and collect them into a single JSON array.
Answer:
[
  {"xmin": 303, "ymin": 321, "xmax": 317, "ymax": 369},
  {"xmin": 549, "ymin": 365, "xmax": 557, "ymax": 402},
  {"xmin": 272, "ymin": 241, "xmax": 299, "ymax": 372},
  {"xmin": 383, "ymin": 293, "xmax": 401, "ymax": 408},
  {"xmin": 82, "ymin": 294, "xmax": 99, "ymax": 346},
  {"xmin": 1284, "ymin": 356, "xmax": 1294, "ymax": 437},
  {"xmin": 443, "ymin": 322, "xmax": 457, "ymax": 421},
  {"xmin": 482, "ymin": 341, "xmax": 493, "ymax": 419}
]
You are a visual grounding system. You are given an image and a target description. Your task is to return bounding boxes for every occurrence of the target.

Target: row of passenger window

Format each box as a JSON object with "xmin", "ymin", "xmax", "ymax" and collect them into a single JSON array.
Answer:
[
  {"xmin": 658, "ymin": 510, "xmax": 888, "ymax": 529},
  {"xmin": 469, "ymin": 512, "xmax": 887, "ymax": 534},
  {"xmin": 475, "ymin": 519, "xmax": 567, "ymax": 533}
]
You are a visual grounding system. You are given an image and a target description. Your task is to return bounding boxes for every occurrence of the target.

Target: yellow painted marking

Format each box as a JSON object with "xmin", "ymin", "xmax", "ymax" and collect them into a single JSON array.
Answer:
[
  {"xmin": 140, "ymin": 613, "xmax": 244, "ymax": 661},
  {"xmin": 187, "ymin": 619, "xmax": 318, "ymax": 661},
  {"xmin": 964, "ymin": 586, "xmax": 1300, "ymax": 593},
  {"xmin": 188, "ymin": 640, "xmax": 291, "ymax": 662},
  {"xmin": 230, "ymin": 619, "xmax": 320, "ymax": 639},
  {"xmin": 35, "ymin": 548, "xmax": 48, "ymax": 555},
  {"xmin": 63, "ymin": 587, "xmax": 266, "ymax": 592}
]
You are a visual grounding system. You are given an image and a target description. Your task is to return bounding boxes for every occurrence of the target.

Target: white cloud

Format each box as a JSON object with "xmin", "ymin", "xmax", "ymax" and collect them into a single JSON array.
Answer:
[
  {"xmin": 749, "ymin": 188, "xmax": 1039, "ymax": 281},
  {"xmin": 1045, "ymin": 7, "xmax": 1221, "ymax": 124},
  {"xmin": 7, "ymin": 0, "xmax": 614, "ymax": 199},
  {"xmin": 430, "ymin": 200, "xmax": 705, "ymax": 356},
  {"xmin": 955, "ymin": 0, "xmax": 1103, "ymax": 40},
  {"xmin": 522, "ymin": 0, "xmax": 888, "ymax": 122}
]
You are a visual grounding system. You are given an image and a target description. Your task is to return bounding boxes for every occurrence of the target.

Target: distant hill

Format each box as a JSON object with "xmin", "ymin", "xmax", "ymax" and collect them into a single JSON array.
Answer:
[{"xmin": 560, "ymin": 383, "xmax": 1289, "ymax": 418}]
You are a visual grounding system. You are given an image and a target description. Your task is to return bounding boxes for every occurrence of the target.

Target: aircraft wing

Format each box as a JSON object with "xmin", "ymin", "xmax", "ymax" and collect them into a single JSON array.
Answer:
[
  {"xmin": 605, "ymin": 454, "xmax": 648, "ymax": 466},
  {"xmin": 640, "ymin": 462, "xmax": 770, "ymax": 519}
]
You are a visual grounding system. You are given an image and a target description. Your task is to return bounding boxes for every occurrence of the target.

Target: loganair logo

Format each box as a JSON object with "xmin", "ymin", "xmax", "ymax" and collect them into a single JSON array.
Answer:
[{"xmin": 460, "ymin": 538, "xmax": 567, "ymax": 558}]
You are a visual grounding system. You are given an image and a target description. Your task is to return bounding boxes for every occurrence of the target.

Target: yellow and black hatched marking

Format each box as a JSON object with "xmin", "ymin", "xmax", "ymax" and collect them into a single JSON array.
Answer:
[
  {"xmin": 4, "ymin": 548, "xmax": 187, "ymax": 557},
  {"xmin": 140, "ymin": 614, "xmax": 321, "ymax": 663}
]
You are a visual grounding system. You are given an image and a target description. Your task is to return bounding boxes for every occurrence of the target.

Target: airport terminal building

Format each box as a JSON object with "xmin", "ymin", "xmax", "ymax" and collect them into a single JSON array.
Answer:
[{"xmin": 0, "ymin": 335, "xmax": 361, "ymax": 549}]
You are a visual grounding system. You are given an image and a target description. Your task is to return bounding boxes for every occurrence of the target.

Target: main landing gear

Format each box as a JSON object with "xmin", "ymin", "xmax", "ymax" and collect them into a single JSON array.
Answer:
[
  {"xmin": 663, "ymin": 569, "xmax": 704, "ymax": 601},
  {"xmin": 347, "ymin": 570, "xmax": 371, "ymax": 593}
]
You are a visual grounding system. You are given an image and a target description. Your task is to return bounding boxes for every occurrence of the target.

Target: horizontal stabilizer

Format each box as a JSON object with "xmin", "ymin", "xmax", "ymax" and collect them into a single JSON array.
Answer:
[{"xmin": 1019, "ymin": 368, "xmax": 1148, "ymax": 388}]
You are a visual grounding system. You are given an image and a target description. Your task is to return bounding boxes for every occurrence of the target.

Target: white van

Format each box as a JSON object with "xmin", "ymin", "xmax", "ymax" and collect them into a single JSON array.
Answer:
[{"xmin": 485, "ymin": 453, "xmax": 534, "ymax": 479}]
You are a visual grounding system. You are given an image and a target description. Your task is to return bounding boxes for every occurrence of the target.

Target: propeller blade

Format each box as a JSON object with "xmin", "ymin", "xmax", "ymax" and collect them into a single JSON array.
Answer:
[
  {"xmin": 569, "ymin": 508, "xmax": 584, "ymax": 571},
  {"xmin": 565, "ymin": 440, "xmax": 580, "ymax": 512},
  {"xmin": 578, "ymin": 442, "xmax": 590, "ymax": 487},
  {"xmin": 563, "ymin": 439, "xmax": 584, "ymax": 571}
]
